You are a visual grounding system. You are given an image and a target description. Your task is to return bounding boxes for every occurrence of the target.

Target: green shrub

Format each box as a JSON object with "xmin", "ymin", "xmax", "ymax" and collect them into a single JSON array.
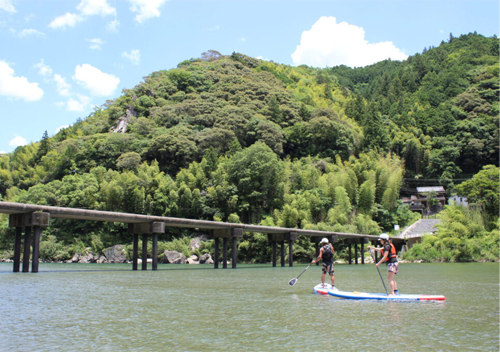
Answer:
[{"xmin": 39, "ymin": 235, "xmax": 69, "ymax": 261}]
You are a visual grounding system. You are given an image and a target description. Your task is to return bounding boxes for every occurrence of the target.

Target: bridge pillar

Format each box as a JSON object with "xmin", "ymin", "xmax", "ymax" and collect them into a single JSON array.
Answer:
[
  {"xmin": 280, "ymin": 240, "xmax": 285, "ymax": 267},
  {"xmin": 32, "ymin": 226, "xmax": 42, "ymax": 273},
  {"xmin": 152, "ymin": 233, "xmax": 158, "ymax": 270},
  {"xmin": 13, "ymin": 227, "xmax": 22, "ymax": 272},
  {"xmin": 348, "ymin": 241, "xmax": 352, "ymax": 264},
  {"xmin": 9, "ymin": 212, "xmax": 50, "ymax": 273},
  {"xmin": 232, "ymin": 237, "xmax": 237, "ymax": 269},
  {"xmin": 268, "ymin": 233, "xmax": 297, "ymax": 267},
  {"xmin": 355, "ymin": 240, "xmax": 358, "ymax": 264},
  {"xmin": 142, "ymin": 234, "xmax": 148, "ymax": 270},
  {"xmin": 22, "ymin": 227, "xmax": 31, "ymax": 272},
  {"xmin": 212, "ymin": 228, "xmax": 243, "ymax": 269},
  {"xmin": 132, "ymin": 232, "xmax": 139, "ymax": 270},
  {"xmin": 129, "ymin": 222, "xmax": 165, "ymax": 271},
  {"xmin": 214, "ymin": 237, "xmax": 219, "ymax": 269},
  {"xmin": 222, "ymin": 238, "xmax": 228, "ymax": 269},
  {"xmin": 286, "ymin": 232, "xmax": 297, "ymax": 267}
]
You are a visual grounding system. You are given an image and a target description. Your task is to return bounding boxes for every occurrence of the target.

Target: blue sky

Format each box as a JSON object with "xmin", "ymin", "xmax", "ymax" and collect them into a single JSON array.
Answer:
[{"xmin": 0, "ymin": 0, "xmax": 498, "ymax": 154}]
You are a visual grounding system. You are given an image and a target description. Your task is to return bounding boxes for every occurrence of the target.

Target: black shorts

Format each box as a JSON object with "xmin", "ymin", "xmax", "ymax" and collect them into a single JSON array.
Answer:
[{"xmin": 322, "ymin": 262, "xmax": 334, "ymax": 275}]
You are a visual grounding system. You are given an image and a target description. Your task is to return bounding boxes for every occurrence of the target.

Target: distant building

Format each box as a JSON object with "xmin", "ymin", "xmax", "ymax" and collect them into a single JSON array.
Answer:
[
  {"xmin": 448, "ymin": 195, "xmax": 468, "ymax": 207},
  {"xmin": 402, "ymin": 186, "xmax": 446, "ymax": 215}
]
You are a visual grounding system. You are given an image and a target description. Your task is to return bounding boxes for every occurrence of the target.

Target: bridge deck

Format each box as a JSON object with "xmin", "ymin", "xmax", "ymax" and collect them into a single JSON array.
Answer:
[
  {"xmin": 0, "ymin": 201, "xmax": 396, "ymax": 241},
  {"xmin": 0, "ymin": 201, "xmax": 403, "ymax": 273}
]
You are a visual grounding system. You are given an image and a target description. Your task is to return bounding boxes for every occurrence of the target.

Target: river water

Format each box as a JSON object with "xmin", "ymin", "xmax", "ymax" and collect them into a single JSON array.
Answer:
[{"xmin": 0, "ymin": 262, "xmax": 498, "ymax": 351}]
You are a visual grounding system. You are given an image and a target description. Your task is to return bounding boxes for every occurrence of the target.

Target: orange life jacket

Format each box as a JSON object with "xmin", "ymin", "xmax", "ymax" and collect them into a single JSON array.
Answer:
[{"xmin": 381, "ymin": 242, "xmax": 397, "ymax": 262}]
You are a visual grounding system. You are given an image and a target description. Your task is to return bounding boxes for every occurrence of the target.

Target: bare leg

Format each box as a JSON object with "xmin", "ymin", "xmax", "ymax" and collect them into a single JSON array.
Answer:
[
  {"xmin": 388, "ymin": 271, "xmax": 396, "ymax": 295},
  {"xmin": 321, "ymin": 272, "xmax": 326, "ymax": 286}
]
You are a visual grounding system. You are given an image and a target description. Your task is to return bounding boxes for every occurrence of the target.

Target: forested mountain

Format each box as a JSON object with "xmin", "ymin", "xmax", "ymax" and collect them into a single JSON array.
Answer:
[{"xmin": 0, "ymin": 33, "xmax": 498, "ymax": 262}]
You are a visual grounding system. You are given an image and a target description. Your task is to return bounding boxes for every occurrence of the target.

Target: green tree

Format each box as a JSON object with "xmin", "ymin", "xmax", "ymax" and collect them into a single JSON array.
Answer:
[
  {"xmin": 116, "ymin": 152, "xmax": 142, "ymax": 170},
  {"xmin": 358, "ymin": 180, "xmax": 375, "ymax": 215},
  {"xmin": 455, "ymin": 165, "xmax": 500, "ymax": 221},
  {"xmin": 35, "ymin": 130, "xmax": 51, "ymax": 161},
  {"xmin": 227, "ymin": 142, "xmax": 284, "ymax": 222},
  {"xmin": 268, "ymin": 96, "xmax": 282, "ymax": 124},
  {"xmin": 381, "ymin": 169, "xmax": 403, "ymax": 211}
]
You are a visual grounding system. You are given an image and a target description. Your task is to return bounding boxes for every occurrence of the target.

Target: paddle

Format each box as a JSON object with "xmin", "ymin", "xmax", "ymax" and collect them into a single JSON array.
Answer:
[
  {"xmin": 369, "ymin": 249, "xmax": 388, "ymax": 296},
  {"xmin": 288, "ymin": 263, "xmax": 312, "ymax": 286}
]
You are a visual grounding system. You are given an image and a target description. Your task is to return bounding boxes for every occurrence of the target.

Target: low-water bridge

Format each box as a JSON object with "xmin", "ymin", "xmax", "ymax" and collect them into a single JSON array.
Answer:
[{"xmin": 0, "ymin": 201, "xmax": 404, "ymax": 273}]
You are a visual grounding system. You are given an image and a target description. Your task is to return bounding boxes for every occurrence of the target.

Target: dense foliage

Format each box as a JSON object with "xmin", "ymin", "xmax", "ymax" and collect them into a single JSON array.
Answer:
[
  {"xmin": 402, "ymin": 206, "xmax": 499, "ymax": 262},
  {"xmin": 403, "ymin": 165, "xmax": 500, "ymax": 262},
  {"xmin": 0, "ymin": 34, "xmax": 498, "ymax": 263}
]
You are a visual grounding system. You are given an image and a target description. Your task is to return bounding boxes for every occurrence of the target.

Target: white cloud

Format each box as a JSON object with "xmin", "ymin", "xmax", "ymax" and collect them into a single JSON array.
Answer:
[
  {"xmin": 18, "ymin": 28, "xmax": 46, "ymax": 38},
  {"xmin": 0, "ymin": 0, "xmax": 16, "ymax": 13},
  {"xmin": 0, "ymin": 61, "xmax": 44, "ymax": 101},
  {"xmin": 128, "ymin": 0, "xmax": 167, "ymax": 23},
  {"xmin": 9, "ymin": 136, "xmax": 28, "ymax": 147},
  {"xmin": 77, "ymin": 0, "xmax": 116, "ymax": 16},
  {"xmin": 291, "ymin": 16, "xmax": 408, "ymax": 68},
  {"xmin": 88, "ymin": 38, "xmax": 105, "ymax": 50},
  {"xmin": 66, "ymin": 95, "xmax": 91, "ymax": 111},
  {"xmin": 31, "ymin": 61, "xmax": 95, "ymax": 112},
  {"xmin": 73, "ymin": 63, "xmax": 120, "ymax": 96},
  {"xmin": 49, "ymin": 12, "xmax": 83, "ymax": 29},
  {"xmin": 34, "ymin": 59, "xmax": 53, "ymax": 77},
  {"xmin": 0, "ymin": 151, "xmax": 6, "ymax": 154},
  {"xmin": 106, "ymin": 18, "xmax": 119, "ymax": 32},
  {"xmin": 53, "ymin": 74, "xmax": 71, "ymax": 97},
  {"xmin": 122, "ymin": 49, "xmax": 141, "ymax": 65},
  {"xmin": 55, "ymin": 125, "xmax": 70, "ymax": 133},
  {"xmin": 50, "ymin": 0, "xmax": 117, "ymax": 30},
  {"xmin": 56, "ymin": 95, "xmax": 91, "ymax": 112}
]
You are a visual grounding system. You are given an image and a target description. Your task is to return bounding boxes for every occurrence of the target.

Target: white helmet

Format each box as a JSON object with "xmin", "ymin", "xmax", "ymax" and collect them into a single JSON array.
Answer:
[
  {"xmin": 378, "ymin": 233, "xmax": 389, "ymax": 241},
  {"xmin": 320, "ymin": 237, "xmax": 329, "ymax": 244}
]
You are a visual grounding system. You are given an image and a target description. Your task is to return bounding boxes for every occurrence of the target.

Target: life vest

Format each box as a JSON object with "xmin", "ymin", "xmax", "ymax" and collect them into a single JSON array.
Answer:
[
  {"xmin": 381, "ymin": 242, "xmax": 397, "ymax": 262},
  {"xmin": 322, "ymin": 245, "xmax": 334, "ymax": 261}
]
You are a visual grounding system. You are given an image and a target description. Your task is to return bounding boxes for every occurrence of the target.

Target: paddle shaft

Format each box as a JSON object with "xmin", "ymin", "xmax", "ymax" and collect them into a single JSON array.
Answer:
[
  {"xmin": 370, "ymin": 249, "xmax": 388, "ymax": 296},
  {"xmin": 295, "ymin": 263, "xmax": 312, "ymax": 280}
]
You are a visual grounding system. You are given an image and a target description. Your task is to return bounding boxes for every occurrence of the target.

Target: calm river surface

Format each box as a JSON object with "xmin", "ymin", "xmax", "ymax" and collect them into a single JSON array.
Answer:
[{"xmin": 1, "ymin": 262, "xmax": 498, "ymax": 351}]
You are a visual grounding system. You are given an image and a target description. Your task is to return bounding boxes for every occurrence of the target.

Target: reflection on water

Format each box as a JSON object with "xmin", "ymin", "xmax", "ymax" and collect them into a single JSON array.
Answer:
[{"xmin": 0, "ymin": 263, "xmax": 498, "ymax": 351}]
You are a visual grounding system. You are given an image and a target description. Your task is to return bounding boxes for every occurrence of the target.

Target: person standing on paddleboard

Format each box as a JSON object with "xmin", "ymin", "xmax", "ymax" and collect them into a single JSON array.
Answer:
[
  {"xmin": 312, "ymin": 238, "xmax": 336, "ymax": 289},
  {"xmin": 368, "ymin": 233, "xmax": 399, "ymax": 296}
]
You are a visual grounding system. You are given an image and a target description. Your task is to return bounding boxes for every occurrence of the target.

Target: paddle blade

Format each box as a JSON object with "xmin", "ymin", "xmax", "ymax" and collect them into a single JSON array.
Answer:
[{"xmin": 288, "ymin": 278, "xmax": 297, "ymax": 286}]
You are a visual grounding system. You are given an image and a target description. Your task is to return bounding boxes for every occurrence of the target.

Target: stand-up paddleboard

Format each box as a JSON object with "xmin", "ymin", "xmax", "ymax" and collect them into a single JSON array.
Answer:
[
  {"xmin": 328, "ymin": 289, "xmax": 445, "ymax": 301},
  {"xmin": 313, "ymin": 283, "xmax": 336, "ymax": 295}
]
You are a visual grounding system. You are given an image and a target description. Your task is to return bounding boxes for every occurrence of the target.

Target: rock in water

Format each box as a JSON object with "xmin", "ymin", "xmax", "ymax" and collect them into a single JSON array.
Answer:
[
  {"xmin": 103, "ymin": 245, "xmax": 128, "ymax": 263},
  {"xmin": 199, "ymin": 253, "xmax": 213, "ymax": 264},
  {"xmin": 163, "ymin": 250, "xmax": 187, "ymax": 264},
  {"xmin": 189, "ymin": 234, "xmax": 210, "ymax": 252}
]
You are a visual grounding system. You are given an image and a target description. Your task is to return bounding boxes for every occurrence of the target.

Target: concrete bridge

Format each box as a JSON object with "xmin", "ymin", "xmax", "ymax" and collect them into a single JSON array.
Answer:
[{"xmin": 0, "ymin": 201, "xmax": 404, "ymax": 273}]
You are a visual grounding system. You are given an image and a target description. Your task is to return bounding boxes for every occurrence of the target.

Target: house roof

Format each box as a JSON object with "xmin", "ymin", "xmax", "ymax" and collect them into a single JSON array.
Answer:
[{"xmin": 416, "ymin": 186, "xmax": 445, "ymax": 193}]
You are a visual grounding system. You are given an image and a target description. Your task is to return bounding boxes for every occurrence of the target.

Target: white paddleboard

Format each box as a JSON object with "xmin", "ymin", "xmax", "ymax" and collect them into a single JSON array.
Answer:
[
  {"xmin": 328, "ymin": 289, "xmax": 445, "ymax": 301},
  {"xmin": 313, "ymin": 283, "xmax": 336, "ymax": 295}
]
